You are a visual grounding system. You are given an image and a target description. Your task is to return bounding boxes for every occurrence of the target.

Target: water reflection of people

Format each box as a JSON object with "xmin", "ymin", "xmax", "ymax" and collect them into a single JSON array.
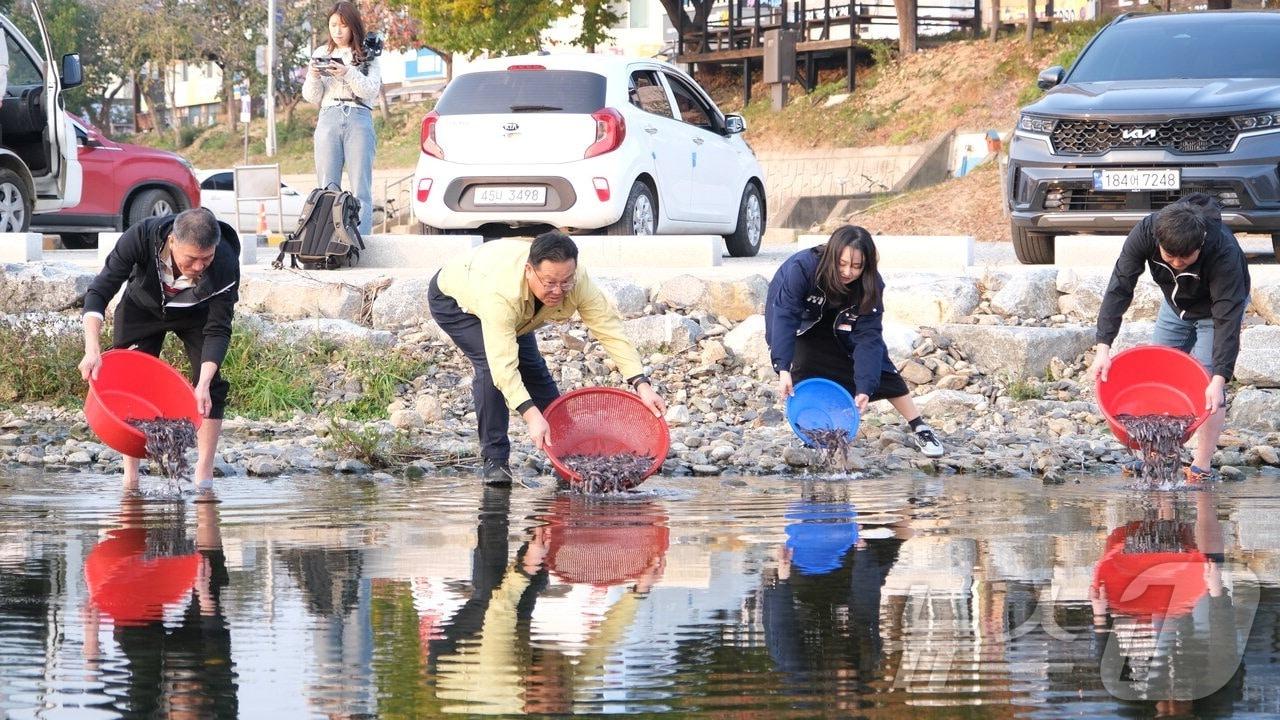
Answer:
[
  {"xmin": 428, "ymin": 491, "xmax": 667, "ymax": 715},
  {"xmin": 763, "ymin": 496, "xmax": 908, "ymax": 698},
  {"xmin": 83, "ymin": 497, "xmax": 236, "ymax": 718},
  {"xmin": 1090, "ymin": 492, "xmax": 1245, "ymax": 715}
]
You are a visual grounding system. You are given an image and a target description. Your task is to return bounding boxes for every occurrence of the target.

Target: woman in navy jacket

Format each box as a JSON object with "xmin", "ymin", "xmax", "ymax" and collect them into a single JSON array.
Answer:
[{"xmin": 765, "ymin": 226, "xmax": 943, "ymax": 457}]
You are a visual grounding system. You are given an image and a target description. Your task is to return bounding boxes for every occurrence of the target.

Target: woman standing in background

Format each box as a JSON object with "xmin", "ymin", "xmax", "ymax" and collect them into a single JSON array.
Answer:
[{"xmin": 302, "ymin": 1, "xmax": 381, "ymax": 235}]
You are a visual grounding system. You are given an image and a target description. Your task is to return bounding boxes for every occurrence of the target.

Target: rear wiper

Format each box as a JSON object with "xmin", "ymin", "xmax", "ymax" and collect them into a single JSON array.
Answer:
[{"xmin": 509, "ymin": 104, "xmax": 562, "ymax": 112}]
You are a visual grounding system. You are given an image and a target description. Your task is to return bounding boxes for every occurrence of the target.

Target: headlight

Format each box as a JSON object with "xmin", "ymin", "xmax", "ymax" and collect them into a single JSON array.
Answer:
[
  {"xmin": 1018, "ymin": 114, "xmax": 1056, "ymax": 134},
  {"xmin": 1231, "ymin": 111, "xmax": 1280, "ymax": 131}
]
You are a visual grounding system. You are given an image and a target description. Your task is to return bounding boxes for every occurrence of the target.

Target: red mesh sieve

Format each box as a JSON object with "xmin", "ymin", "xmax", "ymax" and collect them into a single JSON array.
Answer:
[
  {"xmin": 542, "ymin": 496, "xmax": 669, "ymax": 586},
  {"xmin": 543, "ymin": 387, "xmax": 670, "ymax": 489}
]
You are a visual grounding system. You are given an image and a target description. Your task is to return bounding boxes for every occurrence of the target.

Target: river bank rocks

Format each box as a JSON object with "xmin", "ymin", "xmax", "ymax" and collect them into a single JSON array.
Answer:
[{"xmin": 3, "ymin": 262, "xmax": 1280, "ymax": 484}]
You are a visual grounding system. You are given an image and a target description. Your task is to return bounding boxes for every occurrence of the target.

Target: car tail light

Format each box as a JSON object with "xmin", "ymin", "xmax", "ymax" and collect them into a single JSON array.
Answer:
[
  {"xmin": 507, "ymin": 64, "xmax": 546, "ymax": 71},
  {"xmin": 592, "ymin": 177, "xmax": 610, "ymax": 202},
  {"xmin": 416, "ymin": 178, "xmax": 433, "ymax": 202},
  {"xmin": 420, "ymin": 111, "xmax": 444, "ymax": 159},
  {"xmin": 585, "ymin": 108, "xmax": 626, "ymax": 159}
]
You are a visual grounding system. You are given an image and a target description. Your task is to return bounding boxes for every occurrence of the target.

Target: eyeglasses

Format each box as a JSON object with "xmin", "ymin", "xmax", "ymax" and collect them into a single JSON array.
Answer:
[{"xmin": 531, "ymin": 270, "xmax": 575, "ymax": 292}]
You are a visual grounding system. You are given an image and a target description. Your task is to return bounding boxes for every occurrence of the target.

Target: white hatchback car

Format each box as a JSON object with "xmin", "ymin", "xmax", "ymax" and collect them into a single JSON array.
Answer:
[{"xmin": 411, "ymin": 54, "xmax": 767, "ymax": 256}]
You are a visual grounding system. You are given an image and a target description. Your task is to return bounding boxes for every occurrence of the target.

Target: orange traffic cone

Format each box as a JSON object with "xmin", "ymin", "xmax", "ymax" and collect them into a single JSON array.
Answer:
[{"xmin": 257, "ymin": 202, "xmax": 268, "ymax": 235}]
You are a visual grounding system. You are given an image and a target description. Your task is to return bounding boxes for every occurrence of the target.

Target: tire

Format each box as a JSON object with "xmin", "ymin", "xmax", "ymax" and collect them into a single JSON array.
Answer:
[
  {"xmin": 127, "ymin": 188, "xmax": 178, "ymax": 227},
  {"xmin": 723, "ymin": 183, "xmax": 764, "ymax": 258},
  {"xmin": 1011, "ymin": 223, "xmax": 1055, "ymax": 264},
  {"xmin": 60, "ymin": 233, "xmax": 98, "ymax": 249},
  {"xmin": 605, "ymin": 182, "xmax": 656, "ymax": 236},
  {"xmin": 1271, "ymin": 233, "xmax": 1280, "ymax": 263},
  {"xmin": 0, "ymin": 169, "xmax": 32, "ymax": 233}
]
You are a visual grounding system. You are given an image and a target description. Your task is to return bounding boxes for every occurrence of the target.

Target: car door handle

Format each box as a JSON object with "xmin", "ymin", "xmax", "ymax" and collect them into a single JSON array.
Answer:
[
  {"xmin": 692, "ymin": 137, "xmax": 705, "ymax": 145},
  {"xmin": 644, "ymin": 126, "xmax": 658, "ymax": 134}
]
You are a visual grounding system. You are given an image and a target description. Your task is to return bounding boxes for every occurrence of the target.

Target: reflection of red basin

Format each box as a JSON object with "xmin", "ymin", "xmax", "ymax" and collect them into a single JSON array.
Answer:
[
  {"xmin": 85, "ymin": 528, "xmax": 200, "ymax": 626},
  {"xmin": 542, "ymin": 496, "xmax": 669, "ymax": 586},
  {"xmin": 1093, "ymin": 522, "xmax": 1208, "ymax": 620},
  {"xmin": 1096, "ymin": 346, "xmax": 1210, "ymax": 449}
]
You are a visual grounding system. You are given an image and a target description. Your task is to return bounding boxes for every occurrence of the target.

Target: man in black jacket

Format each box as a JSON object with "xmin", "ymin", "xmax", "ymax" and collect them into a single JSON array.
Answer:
[
  {"xmin": 78, "ymin": 209, "xmax": 241, "ymax": 495},
  {"xmin": 1087, "ymin": 193, "xmax": 1251, "ymax": 482}
]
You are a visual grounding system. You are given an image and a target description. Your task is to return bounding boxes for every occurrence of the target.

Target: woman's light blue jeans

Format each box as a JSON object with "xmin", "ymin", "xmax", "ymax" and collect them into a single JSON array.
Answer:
[{"xmin": 315, "ymin": 105, "xmax": 375, "ymax": 235}]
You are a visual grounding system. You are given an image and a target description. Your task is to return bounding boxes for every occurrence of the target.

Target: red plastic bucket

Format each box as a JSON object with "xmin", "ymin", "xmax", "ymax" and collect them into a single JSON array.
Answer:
[
  {"xmin": 542, "ymin": 387, "xmax": 669, "ymax": 489},
  {"xmin": 1096, "ymin": 345, "xmax": 1211, "ymax": 450},
  {"xmin": 84, "ymin": 349, "xmax": 203, "ymax": 459}
]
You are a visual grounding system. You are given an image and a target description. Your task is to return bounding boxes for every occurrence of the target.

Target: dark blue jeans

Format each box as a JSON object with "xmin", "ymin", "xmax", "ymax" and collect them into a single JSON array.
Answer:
[{"xmin": 428, "ymin": 274, "xmax": 559, "ymax": 464}]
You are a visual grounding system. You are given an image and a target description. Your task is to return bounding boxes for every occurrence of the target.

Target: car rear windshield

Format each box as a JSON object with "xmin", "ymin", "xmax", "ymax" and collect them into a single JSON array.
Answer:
[
  {"xmin": 1069, "ymin": 17, "xmax": 1280, "ymax": 81},
  {"xmin": 435, "ymin": 70, "xmax": 607, "ymax": 115}
]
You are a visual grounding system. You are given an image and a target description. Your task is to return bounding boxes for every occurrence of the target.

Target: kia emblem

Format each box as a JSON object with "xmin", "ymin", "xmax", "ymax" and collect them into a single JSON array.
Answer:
[{"xmin": 503, "ymin": 122, "xmax": 519, "ymax": 132}]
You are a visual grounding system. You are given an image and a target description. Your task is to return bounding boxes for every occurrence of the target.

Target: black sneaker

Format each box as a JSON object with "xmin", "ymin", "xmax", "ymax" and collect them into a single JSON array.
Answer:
[{"xmin": 482, "ymin": 459, "xmax": 513, "ymax": 487}]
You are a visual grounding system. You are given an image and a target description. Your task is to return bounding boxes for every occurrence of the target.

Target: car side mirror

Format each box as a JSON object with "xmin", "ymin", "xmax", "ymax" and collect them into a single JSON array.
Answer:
[
  {"xmin": 62, "ymin": 54, "xmax": 83, "ymax": 89},
  {"xmin": 724, "ymin": 114, "xmax": 747, "ymax": 135},
  {"xmin": 1036, "ymin": 66, "xmax": 1064, "ymax": 90}
]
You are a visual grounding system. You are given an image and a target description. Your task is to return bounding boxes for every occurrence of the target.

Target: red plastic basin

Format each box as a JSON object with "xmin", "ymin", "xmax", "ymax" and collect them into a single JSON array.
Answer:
[
  {"xmin": 1095, "ymin": 345, "xmax": 1210, "ymax": 450},
  {"xmin": 84, "ymin": 349, "xmax": 202, "ymax": 459},
  {"xmin": 543, "ymin": 387, "xmax": 669, "ymax": 489}
]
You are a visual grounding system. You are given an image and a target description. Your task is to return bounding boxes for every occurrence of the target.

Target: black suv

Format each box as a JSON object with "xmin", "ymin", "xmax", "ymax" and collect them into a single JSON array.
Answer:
[{"xmin": 1007, "ymin": 11, "xmax": 1280, "ymax": 264}]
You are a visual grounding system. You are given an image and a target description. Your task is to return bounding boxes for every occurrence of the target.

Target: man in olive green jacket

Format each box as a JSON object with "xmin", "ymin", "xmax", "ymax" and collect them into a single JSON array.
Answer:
[{"xmin": 428, "ymin": 231, "xmax": 665, "ymax": 486}]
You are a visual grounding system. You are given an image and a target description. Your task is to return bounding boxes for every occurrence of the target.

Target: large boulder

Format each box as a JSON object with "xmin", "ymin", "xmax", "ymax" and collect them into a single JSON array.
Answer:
[
  {"xmin": 1235, "ymin": 326, "xmax": 1280, "ymax": 388},
  {"xmin": 1251, "ymin": 280, "xmax": 1280, "ymax": 325},
  {"xmin": 938, "ymin": 324, "xmax": 1095, "ymax": 378},
  {"xmin": 240, "ymin": 274, "xmax": 365, "ymax": 322},
  {"xmin": 623, "ymin": 314, "xmax": 704, "ymax": 354},
  {"xmin": 884, "ymin": 275, "xmax": 980, "ymax": 326},
  {"xmin": 702, "ymin": 275, "xmax": 769, "ymax": 322},
  {"xmin": 0, "ymin": 262, "xmax": 95, "ymax": 313},
  {"xmin": 654, "ymin": 274, "xmax": 768, "ymax": 322},
  {"xmin": 883, "ymin": 320, "xmax": 921, "ymax": 364},
  {"xmin": 1107, "ymin": 321, "xmax": 1154, "ymax": 352},
  {"xmin": 914, "ymin": 389, "xmax": 988, "ymax": 416},
  {"xmin": 267, "ymin": 319, "xmax": 394, "ymax": 348},
  {"xmin": 593, "ymin": 278, "xmax": 647, "ymax": 317},
  {"xmin": 724, "ymin": 314, "xmax": 770, "ymax": 368},
  {"xmin": 1057, "ymin": 271, "xmax": 1163, "ymax": 321},
  {"xmin": 1228, "ymin": 388, "xmax": 1280, "ymax": 432},
  {"xmin": 371, "ymin": 277, "xmax": 433, "ymax": 329},
  {"xmin": 654, "ymin": 274, "xmax": 707, "ymax": 309},
  {"xmin": 990, "ymin": 269, "xmax": 1058, "ymax": 320}
]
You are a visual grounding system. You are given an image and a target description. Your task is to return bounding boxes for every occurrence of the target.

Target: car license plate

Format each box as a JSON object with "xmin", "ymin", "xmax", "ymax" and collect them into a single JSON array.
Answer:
[
  {"xmin": 473, "ymin": 186, "xmax": 546, "ymax": 205},
  {"xmin": 1092, "ymin": 168, "xmax": 1181, "ymax": 192}
]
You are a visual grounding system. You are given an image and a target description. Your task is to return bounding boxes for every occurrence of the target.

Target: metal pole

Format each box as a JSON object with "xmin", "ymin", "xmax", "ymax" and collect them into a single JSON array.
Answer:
[{"xmin": 266, "ymin": 0, "xmax": 277, "ymax": 156}]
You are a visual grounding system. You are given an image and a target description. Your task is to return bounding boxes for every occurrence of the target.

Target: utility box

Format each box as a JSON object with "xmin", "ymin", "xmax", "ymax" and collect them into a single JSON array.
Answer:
[{"xmin": 763, "ymin": 29, "xmax": 798, "ymax": 84}]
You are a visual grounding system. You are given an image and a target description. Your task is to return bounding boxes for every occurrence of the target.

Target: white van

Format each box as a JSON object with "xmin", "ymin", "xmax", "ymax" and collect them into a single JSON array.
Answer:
[{"xmin": 0, "ymin": 1, "xmax": 83, "ymax": 232}]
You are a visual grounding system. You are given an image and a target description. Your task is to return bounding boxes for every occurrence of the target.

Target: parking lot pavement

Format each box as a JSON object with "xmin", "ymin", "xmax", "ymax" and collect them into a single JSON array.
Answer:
[{"xmin": 37, "ymin": 234, "xmax": 1277, "ymax": 290}]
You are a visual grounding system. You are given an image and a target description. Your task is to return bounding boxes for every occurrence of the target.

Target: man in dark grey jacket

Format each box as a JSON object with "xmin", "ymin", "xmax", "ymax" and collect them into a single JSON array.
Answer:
[
  {"xmin": 1087, "ymin": 193, "xmax": 1251, "ymax": 482},
  {"xmin": 78, "ymin": 209, "xmax": 240, "ymax": 495}
]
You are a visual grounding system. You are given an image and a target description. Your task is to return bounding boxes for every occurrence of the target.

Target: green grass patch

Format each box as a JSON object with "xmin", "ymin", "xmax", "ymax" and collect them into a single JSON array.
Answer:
[
  {"xmin": 121, "ymin": 100, "xmax": 434, "ymax": 173},
  {"xmin": 1007, "ymin": 378, "xmax": 1045, "ymax": 402},
  {"xmin": 2, "ymin": 319, "xmax": 429, "ymax": 422}
]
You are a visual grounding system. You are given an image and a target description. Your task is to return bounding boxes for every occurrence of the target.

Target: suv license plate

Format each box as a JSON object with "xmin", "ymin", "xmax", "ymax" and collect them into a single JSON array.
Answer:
[
  {"xmin": 474, "ymin": 186, "xmax": 546, "ymax": 205},
  {"xmin": 1092, "ymin": 169, "xmax": 1181, "ymax": 192}
]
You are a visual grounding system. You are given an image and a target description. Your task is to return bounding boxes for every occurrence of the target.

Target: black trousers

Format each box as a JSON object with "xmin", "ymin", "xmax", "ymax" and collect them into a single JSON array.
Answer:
[
  {"xmin": 428, "ymin": 274, "xmax": 560, "ymax": 464},
  {"xmin": 792, "ymin": 322, "xmax": 909, "ymax": 402},
  {"xmin": 112, "ymin": 294, "xmax": 230, "ymax": 420}
]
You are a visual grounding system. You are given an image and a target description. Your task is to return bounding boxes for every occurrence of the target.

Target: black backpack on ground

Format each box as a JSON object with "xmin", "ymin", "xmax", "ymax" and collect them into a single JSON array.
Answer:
[{"xmin": 273, "ymin": 186, "xmax": 365, "ymax": 270}]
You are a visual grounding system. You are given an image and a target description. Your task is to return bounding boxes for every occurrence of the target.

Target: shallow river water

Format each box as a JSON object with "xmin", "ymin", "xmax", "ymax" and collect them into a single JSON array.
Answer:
[{"xmin": 3, "ymin": 469, "xmax": 1280, "ymax": 718}]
